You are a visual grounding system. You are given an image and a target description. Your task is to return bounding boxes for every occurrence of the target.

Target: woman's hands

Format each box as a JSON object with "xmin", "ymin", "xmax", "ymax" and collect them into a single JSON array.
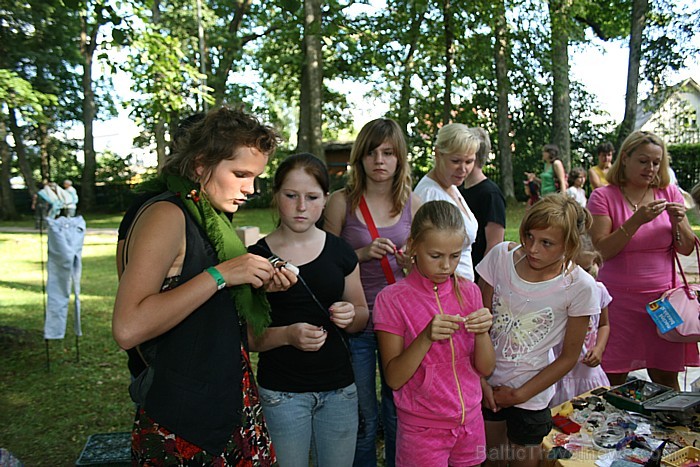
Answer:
[
  {"xmin": 633, "ymin": 198, "xmax": 671, "ymax": 225},
  {"xmin": 217, "ymin": 253, "xmax": 275, "ymax": 289},
  {"xmin": 665, "ymin": 201, "xmax": 687, "ymax": 226},
  {"xmin": 264, "ymin": 267, "xmax": 298, "ymax": 293}
]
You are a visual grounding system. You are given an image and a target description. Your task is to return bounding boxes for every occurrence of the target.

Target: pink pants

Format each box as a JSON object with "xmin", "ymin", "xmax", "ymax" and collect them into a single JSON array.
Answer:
[{"xmin": 395, "ymin": 417, "xmax": 486, "ymax": 467}]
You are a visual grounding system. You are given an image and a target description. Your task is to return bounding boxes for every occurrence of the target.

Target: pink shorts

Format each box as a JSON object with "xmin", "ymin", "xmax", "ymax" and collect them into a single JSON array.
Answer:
[{"xmin": 395, "ymin": 418, "xmax": 486, "ymax": 467}]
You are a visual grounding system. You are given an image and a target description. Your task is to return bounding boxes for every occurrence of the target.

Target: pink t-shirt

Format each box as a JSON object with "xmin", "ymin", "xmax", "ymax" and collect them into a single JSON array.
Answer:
[{"xmin": 587, "ymin": 184, "xmax": 680, "ymax": 292}]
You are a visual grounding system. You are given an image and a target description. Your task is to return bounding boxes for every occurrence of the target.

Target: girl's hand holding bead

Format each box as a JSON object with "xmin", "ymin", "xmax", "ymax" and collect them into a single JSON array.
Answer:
[
  {"xmin": 425, "ymin": 314, "xmax": 463, "ymax": 342},
  {"xmin": 363, "ymin": 237, "xmax": 396, "ymax": 261},
  {"xmin": 328, "ymin": 301, "xmax": 355, "ymax": 329},
  {"xmin": 465, "ymin": 308, "xmax": 493, "ymax": 334}
]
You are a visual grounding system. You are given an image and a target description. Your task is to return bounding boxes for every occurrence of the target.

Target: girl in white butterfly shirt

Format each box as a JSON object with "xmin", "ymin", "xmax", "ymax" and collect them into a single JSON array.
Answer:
[{"xmin": 476, "ymin": 194, "xmax": 599, "ymax": 467}]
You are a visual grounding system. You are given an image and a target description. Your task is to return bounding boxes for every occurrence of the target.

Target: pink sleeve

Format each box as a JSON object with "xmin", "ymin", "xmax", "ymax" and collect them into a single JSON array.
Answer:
[
  {"xmin": 587, "ymin": 187, "xmax": 610, "ymax": 217},
  {"xmin": 373, "ymin": 287, "xmax": 406, "ymax": 336}
]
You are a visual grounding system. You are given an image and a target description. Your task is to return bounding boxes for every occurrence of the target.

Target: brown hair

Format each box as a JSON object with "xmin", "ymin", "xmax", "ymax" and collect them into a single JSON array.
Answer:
[
  {"xmin": 567, "ymin": 167, "xmax": 586, "ymax": 187},
  {"xmin": 345, "ymin": 118, "xmax": 411, "ymax": 216},
  {"xmin": 543, "ymin": 144, "xmax": 560, "ymax": 162},
  {"xmin": 273, "ymin": 153, "xmax": 329, "ymax": 195},
  {"xmin": 520, "ymin": 193, "xmax": 592, "ymax": 268},
  {"xmin": 162, "ymin": 106, "xmax": 280, "ymax": 184},
  {"xmin": 606, "ymin": 131, "xmax": 670, "ymax": 188}
]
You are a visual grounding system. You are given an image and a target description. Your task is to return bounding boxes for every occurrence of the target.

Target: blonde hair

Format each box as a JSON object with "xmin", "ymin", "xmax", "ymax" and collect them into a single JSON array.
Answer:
[
  {"xmin": 409, "ymin": 200, "xmax": 467, "ymax": 305},
  {"xmin": 576, "ymin": 234, "xmax": 603, "ymax": 278},
  {"xmin": 435, "ymin": 123, "xmax": 479, "ymax": 158},
  {"xmin": 345, "ymin": 118, "xmax": 411, "ymax": 216},
  {"xmin": 520, "ymin": 194, "xmax": 592, "ymax": 268},
  {"xmin": 606, "ymin": 131, "xmax": 670, "ymax": 188},
  {"xmin": 470, "ymin": 127, "xmax": 491, "ymax": 168}
]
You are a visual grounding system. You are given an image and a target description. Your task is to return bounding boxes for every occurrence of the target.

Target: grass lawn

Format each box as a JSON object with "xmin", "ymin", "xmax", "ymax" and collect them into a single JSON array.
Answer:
[{"xmin": 0, "ymin": 202, "xmax": 698, "ymax": 464}]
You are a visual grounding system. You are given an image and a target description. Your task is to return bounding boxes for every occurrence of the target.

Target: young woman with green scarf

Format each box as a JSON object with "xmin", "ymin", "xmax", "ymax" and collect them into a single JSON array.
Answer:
[{"xmin": 113, "ymin": 106, "xmax": 295, "ymax": 465}]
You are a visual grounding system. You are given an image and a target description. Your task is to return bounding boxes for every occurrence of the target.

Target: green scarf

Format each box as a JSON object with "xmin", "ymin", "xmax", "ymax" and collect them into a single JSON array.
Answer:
[{"xmin": 163, "ymin": 174, "xmax": 271, "ymax": 335}]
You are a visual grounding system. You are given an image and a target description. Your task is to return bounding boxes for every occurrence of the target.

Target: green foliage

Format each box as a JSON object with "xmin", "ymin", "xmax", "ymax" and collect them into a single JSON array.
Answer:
[
  {"xmin": 668, "ymin": 143, "xmax": 700, "ymax": 191},
  {"xmin": 95, "ymin": 150, "xmax": 135, "ymax": 184}
]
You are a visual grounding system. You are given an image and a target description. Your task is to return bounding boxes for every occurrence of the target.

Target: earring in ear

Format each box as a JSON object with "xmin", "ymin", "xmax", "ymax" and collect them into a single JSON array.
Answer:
[{"xmin": 411, "ymin": 256, "xmax": 416, "ymax": 264}]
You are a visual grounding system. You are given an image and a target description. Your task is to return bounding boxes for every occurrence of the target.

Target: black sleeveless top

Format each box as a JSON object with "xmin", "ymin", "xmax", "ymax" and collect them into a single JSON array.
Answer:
[{"xmin": 127, "ymin": 193, "xmax": 243, "ymax": 455}]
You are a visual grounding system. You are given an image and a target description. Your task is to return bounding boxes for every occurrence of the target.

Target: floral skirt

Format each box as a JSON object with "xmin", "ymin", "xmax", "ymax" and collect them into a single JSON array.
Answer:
[{"xmin": 131, "ymin": 346, "xmax": 276, "ymax": 466}]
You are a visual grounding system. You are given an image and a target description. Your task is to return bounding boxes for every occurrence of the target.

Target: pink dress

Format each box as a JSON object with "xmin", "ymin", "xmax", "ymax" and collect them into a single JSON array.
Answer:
[
  {"xmin": 550, "ymin": 283, "xmax": 611, "ymax": 407},
  {"xmin": 587, "ymin": 184, "xmax": 699, "ymax": 373}
]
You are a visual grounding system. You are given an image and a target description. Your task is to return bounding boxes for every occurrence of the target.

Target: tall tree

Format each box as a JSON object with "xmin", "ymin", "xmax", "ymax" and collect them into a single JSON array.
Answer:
[
  {"xmin": 617, "ymin": 0, "xmax": 648, "ymax": 148},
  {"xmin": 442, "ymin": 0, "xmax": 455, "ymax": 125},
  {"xmin": 493, "ymin": 0, "xmax": 514, "ymax": 200},
  {"xmin": 297, "ymin": 0, "xmax": 324, "ymax": 160},
  {"xmin": 549, "ymin": 0, "xmax": 572, "ymax": 170}
]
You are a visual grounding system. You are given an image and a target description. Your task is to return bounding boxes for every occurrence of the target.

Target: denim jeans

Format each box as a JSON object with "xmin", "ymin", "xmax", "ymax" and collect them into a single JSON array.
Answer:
[
  {"xmin": 258, "ymin": 384, "xmax": 358, "ymax": 467},
  {"xmin": 44, "ymin": 216, "xmax": 85, "ymax": 339},
  {"xmin": 349, "ymin": 332, "xmax": 397, "ymax": 467}
]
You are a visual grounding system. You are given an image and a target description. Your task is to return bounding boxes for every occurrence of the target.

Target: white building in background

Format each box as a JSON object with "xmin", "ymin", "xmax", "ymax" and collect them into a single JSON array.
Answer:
[{"xmin": 635, "ymin": 77, "xmax": 700, "ymax": 145}]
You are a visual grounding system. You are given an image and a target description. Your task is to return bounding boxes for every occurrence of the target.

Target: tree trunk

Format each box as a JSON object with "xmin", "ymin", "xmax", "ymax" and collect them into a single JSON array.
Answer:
[
  {"xmin": 296, "ymin": 0, "xmax": 324, "ymax": 161},
  {"xmin": 37, "ymin": 123, "xmax": 50, "ymax": 181},
  {"xmin": 442, "ymin": 0, "xmax": 454, "ymax": 125},
  {"xmin": 617, "ymin": 0, "xmax": 648, "ymax": 148},
  {"xmin": 549, "ymin": 0, "xmax": 572, "ymax": 171},
  {"xmin": 0, "ymin": 120, "xmax": 18, "ymax": 219},
  {"xmin": 80, "ymin": 11, "xmax": 98, "ymax": 211},
  {"xmin": 156, "ymin": 119, "xmax": 166, "ymax": 168},
  {"xmin": 8, "ymin": 108, "xmax": 36, "ymax": 197},
  {"xmin": 397, "ymin": 6, "xmax": 427, "ymax": 136},
  {"xmin": 494, "ymin": 0, "xmax": 514, "ymax": 200}
]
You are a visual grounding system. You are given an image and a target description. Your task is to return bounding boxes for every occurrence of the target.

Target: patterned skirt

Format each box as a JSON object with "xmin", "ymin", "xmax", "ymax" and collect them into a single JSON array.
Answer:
[{"xmin": 131, "ymin": 346, "xmax": 276, "ymax": 466}]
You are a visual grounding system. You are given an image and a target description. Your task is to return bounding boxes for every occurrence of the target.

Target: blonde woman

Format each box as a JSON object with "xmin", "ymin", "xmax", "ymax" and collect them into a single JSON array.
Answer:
[
  {"xmin": 414, "ymin": 123, "xmax": 478, "ymax": 280},
  {"xmin": 588, "ymin": 130, "xmax": 698, "ymax": 390}
]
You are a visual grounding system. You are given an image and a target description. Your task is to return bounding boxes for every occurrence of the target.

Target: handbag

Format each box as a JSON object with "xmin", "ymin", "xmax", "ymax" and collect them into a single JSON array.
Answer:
[{"xmin": 648, "ymin": 237, "xmax": 700, "ymax": 343}]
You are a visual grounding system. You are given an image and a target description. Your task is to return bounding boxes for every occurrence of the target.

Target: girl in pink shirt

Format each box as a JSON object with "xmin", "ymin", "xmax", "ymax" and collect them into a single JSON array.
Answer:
[{"xmin": 374, "ymin": 200, "xmax": 495, "ymax": 467}]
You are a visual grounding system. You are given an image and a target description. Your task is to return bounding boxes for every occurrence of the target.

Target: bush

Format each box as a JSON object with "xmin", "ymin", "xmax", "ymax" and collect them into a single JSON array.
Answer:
[{"xmin": 668, "ymin": 143, "xmax": 700, "ymax": 191}]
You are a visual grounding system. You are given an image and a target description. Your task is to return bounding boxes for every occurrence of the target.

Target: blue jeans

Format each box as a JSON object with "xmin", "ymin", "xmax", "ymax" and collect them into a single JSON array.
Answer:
[
  {"xmin": 258, "ymin": 384, "xmax": 358, "ymax": 467},
  {"xmin": 350, "ymin": 332, "xmax": 397, "ymax": 467}
]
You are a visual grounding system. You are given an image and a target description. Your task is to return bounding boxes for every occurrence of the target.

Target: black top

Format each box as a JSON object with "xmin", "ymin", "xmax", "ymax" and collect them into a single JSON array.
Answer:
[
  {"xmin": 128, "ymin": 194, "xmax": 243, "ymax": 455},
  {"xmin": 459, "ymin": 178, "xmax": 506, "ymax": 279},
  {"xmin": 249, "ymin": 233, "xmax": 358, "ymax": 393},
  {"xmin": 117, "ymin": 191, "xmax": 162, "ymax": 241}
]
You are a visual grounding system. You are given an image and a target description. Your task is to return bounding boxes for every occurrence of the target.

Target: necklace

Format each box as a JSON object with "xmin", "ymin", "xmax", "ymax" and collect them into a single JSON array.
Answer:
[{"xmin": 621, "ymin": 185, "xmax": 650, "ymax": 212}]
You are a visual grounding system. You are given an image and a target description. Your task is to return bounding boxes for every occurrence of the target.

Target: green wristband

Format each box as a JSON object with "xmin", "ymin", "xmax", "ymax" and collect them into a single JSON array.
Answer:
[{"xmin": 205, "ymin": 266, "xmax": 226, "ymax": 291}]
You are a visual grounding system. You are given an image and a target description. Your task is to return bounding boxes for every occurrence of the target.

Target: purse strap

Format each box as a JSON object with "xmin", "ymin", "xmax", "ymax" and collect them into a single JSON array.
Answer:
[
  {"xmin": 671, "ymin": 236, "xmax": 700, "ymax": 297},
  {"xmin": 358, "ymin": 196, "xmax": 396, "ymax": 285}
]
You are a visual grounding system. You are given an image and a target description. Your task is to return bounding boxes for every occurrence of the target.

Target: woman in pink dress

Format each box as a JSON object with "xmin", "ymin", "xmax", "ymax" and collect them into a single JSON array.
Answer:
[{"xmin": 588, "ymin": 130, "xmax": 698, "ymax": 391}]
